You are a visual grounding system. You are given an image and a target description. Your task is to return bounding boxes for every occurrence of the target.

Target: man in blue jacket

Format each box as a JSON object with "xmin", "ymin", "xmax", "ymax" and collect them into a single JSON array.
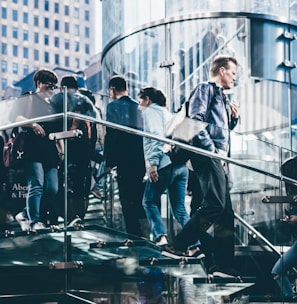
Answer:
[
  {"xmin": 172, "ymin": 55, "xmax": 240, "ymax": 278},
  {"xmin": 104, "ymin": 75, "xmax": 148, "ymax": 237}
]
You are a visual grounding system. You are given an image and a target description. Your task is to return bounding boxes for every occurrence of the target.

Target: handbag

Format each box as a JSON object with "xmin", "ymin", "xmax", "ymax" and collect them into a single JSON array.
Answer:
[
  {"xmin": 165, "ymin": 101, "xmax": 206, "ymax": 165},
  {"xmin": 3, "ymin": 128, "xmax": 28, "ymax": 169},
  {"xmin": 165, "ymin": 83, "xmax": 218, "ymax": 165}
]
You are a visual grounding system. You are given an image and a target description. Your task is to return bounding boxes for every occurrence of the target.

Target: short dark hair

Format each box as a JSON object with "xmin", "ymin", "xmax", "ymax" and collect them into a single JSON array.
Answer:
[
  {"xmin": 109, "ymin": 75, "xmax": 127, "ymax": 92},
  {"xmin": 61, "ymin": 75, "xmax": 78, "ymax": 89},
  {"xmin": 33, "ymin": 68, "xmax": 58, "ymax": 87},
  {"xmin": 210, "ymin": 55, "xmax": 238, "ymax": 77},
  {"xmin": 138, "ymin": 87, "xmax": 166, "ymax": 107}
]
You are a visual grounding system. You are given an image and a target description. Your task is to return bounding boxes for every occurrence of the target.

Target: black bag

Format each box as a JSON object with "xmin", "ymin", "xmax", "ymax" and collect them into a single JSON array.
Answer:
[
  {"xmin": 167, "ymin": 144, "xmax": 192, "ymax": 165},
  {"xmin": 3, "ymin": 128, "xmax": 28, "ymax": 169}
]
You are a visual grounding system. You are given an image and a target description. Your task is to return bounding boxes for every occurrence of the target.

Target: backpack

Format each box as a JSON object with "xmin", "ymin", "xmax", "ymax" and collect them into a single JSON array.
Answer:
[{"xmin": 3, "ymin": 128, "xmax": 28, "ymax": 169}]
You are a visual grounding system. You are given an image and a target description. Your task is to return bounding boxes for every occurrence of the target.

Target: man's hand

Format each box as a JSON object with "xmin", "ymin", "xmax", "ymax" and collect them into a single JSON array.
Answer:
[
  {"xmin": 148, "ymin": 165, "xmax": 159, "ymax": 183},
  {"xmin": 230, "ymin": 102, "xmax": 239, "ymax": 118},
  {"xmin": 283, "ymin": 214, "xmax": 297, "ymax": 224}
]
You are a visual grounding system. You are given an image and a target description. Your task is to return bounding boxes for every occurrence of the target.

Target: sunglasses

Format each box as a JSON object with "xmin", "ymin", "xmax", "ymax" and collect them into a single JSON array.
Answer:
[{"xmin": 45, "ymin": 83, "xmax": 58, "ymax": 90}]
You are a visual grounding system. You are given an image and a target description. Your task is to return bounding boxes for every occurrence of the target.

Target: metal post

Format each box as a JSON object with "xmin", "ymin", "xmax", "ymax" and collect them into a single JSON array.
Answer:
[{"xmin": 63, "ymin": 86, "xmax": 69, "ymax": 292}]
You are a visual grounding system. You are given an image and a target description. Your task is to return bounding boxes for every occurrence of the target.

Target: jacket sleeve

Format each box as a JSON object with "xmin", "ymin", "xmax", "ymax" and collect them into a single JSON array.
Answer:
[{"xmin": 188, "ymin": 84, "xmax": 216, "ymax": 152}]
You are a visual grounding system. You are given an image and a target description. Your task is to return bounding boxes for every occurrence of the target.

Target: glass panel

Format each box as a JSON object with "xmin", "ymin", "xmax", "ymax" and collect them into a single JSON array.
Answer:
[{"xmin": 102, "ymin": 24, "xmax": 167, "ymax": 102}]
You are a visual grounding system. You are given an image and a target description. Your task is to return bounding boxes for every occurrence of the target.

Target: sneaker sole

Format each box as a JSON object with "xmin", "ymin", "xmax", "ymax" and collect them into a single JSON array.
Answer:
[
  {"xmin": 212, "ymin": 271, "xmax": 239, "ymax": 278},
  {"xmin": 15, "ymin": 215, "xmax": 30, "ymax": 231},
  {"xmin": 161, "ymin": 250, "xmax": 184, "ymax": 259},
  {"xmin": 191, "ymin": 253, "xmax": 206, "ymax": 259}
]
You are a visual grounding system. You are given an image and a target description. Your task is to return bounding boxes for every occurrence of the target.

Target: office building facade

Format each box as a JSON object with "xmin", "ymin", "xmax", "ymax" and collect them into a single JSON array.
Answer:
[{"xmin": 0, "ymin": 0, "xmax": 97, "ymax": 98}]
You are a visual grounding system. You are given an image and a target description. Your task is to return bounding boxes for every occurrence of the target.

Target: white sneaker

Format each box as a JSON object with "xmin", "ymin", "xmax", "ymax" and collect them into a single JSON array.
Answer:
[
  {"xmin": 15, "ymin": 212, "xmax": 30, "ymax": 231},
  {"xmin": 31, "ymin": 222, "xmax": 46, "ymax": 231},
  {"xmin": 68, "ymin": 217, "xmax": 83, "ymax": 227}
]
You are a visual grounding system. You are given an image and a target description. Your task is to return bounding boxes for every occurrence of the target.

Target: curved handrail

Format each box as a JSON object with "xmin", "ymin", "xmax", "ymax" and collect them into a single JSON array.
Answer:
[{"xmin": 102, "ymin": 11, "xmax": 297, "ymax": 61}]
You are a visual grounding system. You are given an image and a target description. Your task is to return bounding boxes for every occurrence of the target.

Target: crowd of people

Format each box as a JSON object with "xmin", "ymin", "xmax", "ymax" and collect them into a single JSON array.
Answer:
[
  {"xmin": 0, "ymin": 49, "xmax": 297, "ymax": 298},
  {"xmin": 1, "ymin": 55, "xmax": 245, "ymax": 281}
]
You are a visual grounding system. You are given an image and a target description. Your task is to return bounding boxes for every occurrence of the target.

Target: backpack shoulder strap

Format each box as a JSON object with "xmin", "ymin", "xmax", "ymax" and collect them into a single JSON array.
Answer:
[{"xmin": 205, "ymin": 82, "xmax": 217, "ymax": 122}]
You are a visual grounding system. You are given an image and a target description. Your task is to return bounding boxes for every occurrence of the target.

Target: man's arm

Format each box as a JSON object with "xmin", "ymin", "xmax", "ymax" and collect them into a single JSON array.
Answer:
[{"xmin": 188, "ymin": 83, "xmax": 216, "ymax": 152}]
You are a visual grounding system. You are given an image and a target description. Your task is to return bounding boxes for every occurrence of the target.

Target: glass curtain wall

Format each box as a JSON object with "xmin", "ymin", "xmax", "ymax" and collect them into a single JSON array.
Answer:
[{"xmin": 101, "ymin": 0, "xmax": 297, "ymax": 248}]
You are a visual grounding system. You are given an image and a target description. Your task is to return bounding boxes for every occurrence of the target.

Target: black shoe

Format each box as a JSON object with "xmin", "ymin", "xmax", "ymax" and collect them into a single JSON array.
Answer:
[
  {"xmin": 186, "ymin": 246, "xmax": 205, "ymax": 259},
  {"xmin": 160, "ymin": 244, "xmax": 185, "ymax": 259}
]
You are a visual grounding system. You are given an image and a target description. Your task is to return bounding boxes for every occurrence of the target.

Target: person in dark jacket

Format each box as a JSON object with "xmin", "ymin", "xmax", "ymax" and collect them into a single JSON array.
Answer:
[
  {"xmin": 14, "ymin": 68, "xmax": 61, "ymax": 231},
  {"xmin": 104, "ymin": 75, "xmax": 148, "ymax": 237},
  {"xmin": 51, "ymin": 75, "xmax": 97, "ymax": 225},
  {"xmin": 172, "ymin": 55, "xmax": 240, "ymax": 278}
]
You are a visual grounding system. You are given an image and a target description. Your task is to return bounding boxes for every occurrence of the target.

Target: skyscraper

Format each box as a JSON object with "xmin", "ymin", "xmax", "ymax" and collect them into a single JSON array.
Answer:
[{"xmin": 0, "ymin": 0, "xmax": 98, "ymax": 98}]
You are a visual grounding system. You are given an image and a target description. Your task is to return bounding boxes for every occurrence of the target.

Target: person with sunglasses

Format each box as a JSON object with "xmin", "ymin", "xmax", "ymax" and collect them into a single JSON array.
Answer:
[{"xmin": 14, "ymin": 68, "xmax": 62, "ymax": 231}]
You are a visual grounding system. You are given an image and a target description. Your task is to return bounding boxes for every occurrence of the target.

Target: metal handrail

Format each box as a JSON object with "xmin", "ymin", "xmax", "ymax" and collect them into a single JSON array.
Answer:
[
  {"xmin": 62, "ymin": 111, "xmax": 297, "ymax": 188},
  {"xmin": 2, "ymin": 111, "xmax": 292, "ymax": 256}
]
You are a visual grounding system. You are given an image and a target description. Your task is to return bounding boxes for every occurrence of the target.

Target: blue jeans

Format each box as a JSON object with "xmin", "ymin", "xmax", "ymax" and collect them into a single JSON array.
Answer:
[
  {"xmin": 272, "ymin": 241, "xmax": 297, "ymax": 298},
  {"xmin": 143, "ymin": 164, "xmax": 192, "ymax": 242},
  {"xmin": 24, "ymin": 162, "xmax": 58, "ymax": 225},
  {"xmin": 168, "ymin": 164, "xmax": 190, "ymax": 227},
  {"xmin": 143, "ymin": 165, "xmax": 172, "ymax": 241}
]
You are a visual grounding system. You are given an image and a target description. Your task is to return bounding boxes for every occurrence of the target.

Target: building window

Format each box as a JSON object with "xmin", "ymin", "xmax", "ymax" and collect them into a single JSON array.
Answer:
[
  {"xmin": 65, "ymin": 39, "xmax": 70, "ymax": 49},
  {"xmin": 74, "ymin": 25, "xmax": 79, "ymax": 36},
  {"xmin": 1, "ymin": 7, "xmax": 7, "ymax": 19},
  {"xmin": 54, "ymin": 20, "xmax": 59, "ymax": 31},
  {"xmin": 2, "ymin": 78, "xmax": 7, "ymax": 91},
  {"xmin": 12, "ymin": 63, "xmax": 18, "ymax": 74},
  {"xmin": 34, "ymin": 32, "xmax": 39, "ymax": 43},
  {"xmin": 13, "ymin": 28, "xmax": 18, "ymax": 39},
  {"xmin": 85, "ymin": 0, "xmax": 89, "ymax": 4},
  {"xmin": 44, "ymin": 35, "xmax": 49, "ymax": 45},
  {"xmin": 45, "ymin": 52, "xmax": 49, "ymax": 63},
  {"xmin": 13, "ymin": 0, "xmax": 18, "ymax": 3},
  {"xmin": 44, "ymin": 0, "xmax": 49, "ymax": 11},
  {"xmin": 23, "ymin": 12, "xmax": 28, "ymax": 23},
  {"xmin": 74, "ymin": 8, "xmax": 79, "ymax": 18},
  {"xmin": 65, "ymin": 23, "xmax": 69, "ymax": 33},
  {"xmin": 23, "ymin": 65, "xmax": 29, "ymax": 76},
  {"xmin": 85, "ymin": 44, "xmax": 90, "ymax": 54},
  {"xmin": 23, "ymin": 47, "xmax": 28, "ymax": 58},
  {"xmin": 54, "ymin": 3, "xmax": 59, "ymax": 13},
  {"xmin": 1, "ymin": 43, "xmax": 7, "ymax": 55},
  {"xmin": 85, "ymin": 60, "xmax": 89, "ymax": 67},
  {"xmin": 75, "ymin": 58, "xmax": 80, "ymax": 68},
  {"xmin": 23, "ymin": 0, "xmax": 28, "ymax": 5},
  {"xmin": 34, "ymin": 49, "xmax": 39, "ymax": 60},
  {"xmin": 1, "ymin": 60, "xmax": 7, "ymax": 73},
  {"xmin": 75, "ymin": 42, "xmax": 79, "ymax": 52},
  {"xmin": 65, "ymin": 5, "xmax": 69, "ymax": 16},
  {"xmin": 13, "ymin": 45, "xmax": 18, "ymax": 56},
  {"xmin": 23, "ymin": 29, "xmax": 28, "ymax": 40},
  {"xmin": 34, "ymin": 16, "xmax": 39, "ymax": 26},
  {"xmin": 44, "ymin": 17, "xmax": 49, "ymax": 28},
  {"xmin": 12, "ymin": 10, "xmax": 18, "ymax": 21},
  {"xmin": 2, "ymin": 25, "xmax": 7, "ymax": 37},
  {"xmin": 54, "ymin": 37, "xmax": 59, "ymax": 47},
  {"xmin": 65, "ymin": 56, "xmax": 69, "ymax": 67},
  {"xmin": 85, "ymin": 11, "xmax": 89, "ymax": 21},
  {"xmin": 85, "ymin": 27, "xmax": 90, "ymax": 38},
  {"xmin": 55, "ymin": 54, "xmax": 59, "ymax": 65},
  {"xmin": 34, "ymin": 0, "xmax": 39, "ymax": 9}
]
